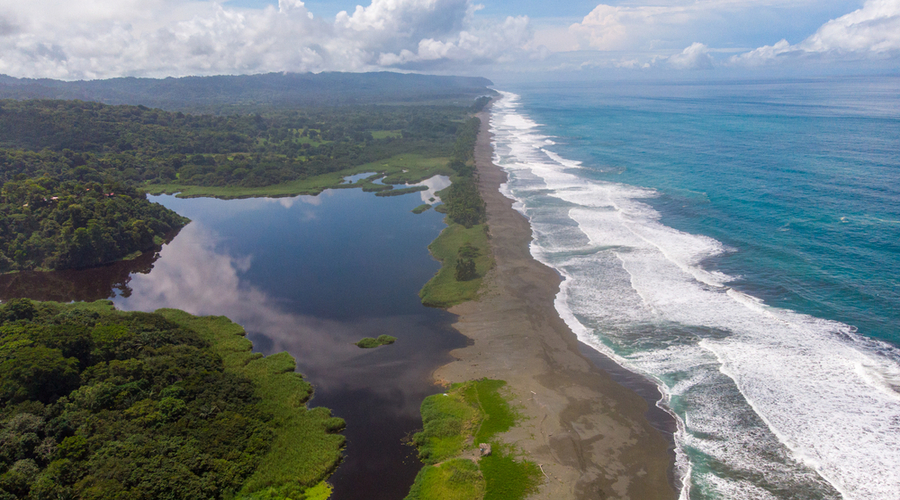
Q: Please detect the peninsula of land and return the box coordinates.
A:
[434,108,677,499]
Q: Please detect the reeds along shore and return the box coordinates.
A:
[432,106,677,500]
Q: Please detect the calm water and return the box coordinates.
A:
[492,77,900,500]
[0,187,465,500]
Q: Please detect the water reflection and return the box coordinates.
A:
[116,222,449,408]
[0,187,465,499]
[415,175,451,203]
[0,240,162,302]
[0,187,464,500]
[122,190,464,500]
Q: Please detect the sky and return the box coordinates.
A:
[0,0,898,81]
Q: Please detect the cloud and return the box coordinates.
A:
[0,0,535,79]
[566,1,781,53]
[554,0,885,71]
[668,42,715,69]
[377,15,533,69]
[733,0,900,65]
[569,4,676,52]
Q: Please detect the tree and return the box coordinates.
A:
[455,258,477,281]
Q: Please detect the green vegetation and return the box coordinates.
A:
[375,185,429,197]
[405,379,540,500]
[472,96,492,113]
[0,99,477,270]
[371,130,403,139]
[417,115,493,307]
[412,204,432,214]
[405,459,485,500]
[146,153,453,199]
[419,223,492,307]
[0,178,188,273]
[0,100,467,191]
[479,445,542,500]
[0,299,343,499]
[355,335,397,349]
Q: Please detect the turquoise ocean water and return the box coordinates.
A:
[491,77,900,500]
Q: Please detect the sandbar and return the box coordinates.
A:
[433,107,677,499]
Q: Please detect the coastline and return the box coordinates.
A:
[434,107,677,499]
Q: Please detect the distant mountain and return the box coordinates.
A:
[0,72,495,112]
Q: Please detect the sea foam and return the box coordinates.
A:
[490,91,900,500]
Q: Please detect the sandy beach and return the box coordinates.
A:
[434,108,677,499]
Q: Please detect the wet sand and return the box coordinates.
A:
[433,108,677,499]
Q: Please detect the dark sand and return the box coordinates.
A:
[434,108,677,499]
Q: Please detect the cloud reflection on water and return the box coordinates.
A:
[114,221,450,421]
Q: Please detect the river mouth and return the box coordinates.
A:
[0,188,467,500]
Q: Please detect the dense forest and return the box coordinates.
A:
[0,299,344,499]
[443,117,486,229]
[0,178,188,273]
[0,99,468,188]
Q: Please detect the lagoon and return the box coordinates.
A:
[0,187,466,500]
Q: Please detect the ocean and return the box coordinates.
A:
[490,77,900,500]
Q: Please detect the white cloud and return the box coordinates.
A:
[733,0,900,65]
[566,1,784,53]
[554,0,883,71]
[668,42,714,69]
[377,14,533,69]
[0,0,534,79]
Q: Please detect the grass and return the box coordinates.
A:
[371,130,403,139]
[419,222,493,307]
[143,154,451,199]
[404,459,485,500]
[355,335,397,348]
[375,185,429,197]
[412,204,432,214]
[414,386,479,464]
[406,379,541,500]
[155,309,345,498]
[462,379,516,443]
[480,445,542,500]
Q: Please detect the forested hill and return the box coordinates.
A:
[0,72,494,112]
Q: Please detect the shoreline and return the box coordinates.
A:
[433,107,677,499]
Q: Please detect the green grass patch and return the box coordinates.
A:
[419,222,493,307]
[371,130,403,139]
[407,380,539,500]
[480,445,542,500]
[355,335,397,348]
[156,309,345,496]
[412,204,432,214]
[411,379,513,464]
[461,379,516,443]
[405,459,485,500]
[143,154,450,199]
[413,386,479,464]
[375,185,430,197]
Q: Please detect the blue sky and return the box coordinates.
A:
[0,1,896,80]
